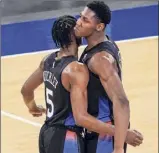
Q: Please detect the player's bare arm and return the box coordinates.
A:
[62,61,142,146]
[62,61,115,135]
[21,58,46,117]
[88,51,130,151]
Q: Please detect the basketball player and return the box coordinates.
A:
[74,1,144,153]
[21,15,143,153]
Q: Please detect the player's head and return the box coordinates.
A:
[52,15,81,49]
[74,1,111,38]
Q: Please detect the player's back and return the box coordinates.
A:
[43,51,77,126]
[79,36,122,123]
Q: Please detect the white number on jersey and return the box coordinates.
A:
[46,88,54,118]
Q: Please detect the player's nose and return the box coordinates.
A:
[76,17,82,27]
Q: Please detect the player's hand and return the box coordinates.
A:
[29,105,46,117]
[126,129,143,147]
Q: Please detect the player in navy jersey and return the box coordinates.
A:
[21,15,86,153]
[21,15,143,153]
[74,1,144,153]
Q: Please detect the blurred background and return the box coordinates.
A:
[1,0,158,56]
[2,1,156,20]
[1,1,158,153]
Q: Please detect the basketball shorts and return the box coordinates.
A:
[39,124,85,153]
[84,121,128,153]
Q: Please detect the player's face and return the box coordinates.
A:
[74,7,100,38]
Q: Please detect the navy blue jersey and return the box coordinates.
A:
[43,51,77,126]
[79,37,122,122]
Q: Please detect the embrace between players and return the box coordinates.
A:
[21,1,144,153]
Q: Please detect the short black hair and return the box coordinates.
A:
[52,15,77,48]
[87,1,111,26]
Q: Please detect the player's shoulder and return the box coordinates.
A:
[65,61,89,84]
[39,53,52,70]
[68,61,88,74]
[62,60,88,80]
[88,51,115,76]
[91,50,115,66]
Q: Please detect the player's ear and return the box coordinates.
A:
[70,32,76,42]
[96,23,105,32]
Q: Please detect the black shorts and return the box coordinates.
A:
[39,124,85,153]
[84,121,128,153]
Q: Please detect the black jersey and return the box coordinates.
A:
[43,51,77,126]
[79,37,122,122]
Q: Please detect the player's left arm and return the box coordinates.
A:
[89,51,130,151]
[21,58,45,116]
[68,63,115,135]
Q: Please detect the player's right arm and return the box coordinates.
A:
[87,51,141,151]
[21,57,46,116]
[67,62,115,135]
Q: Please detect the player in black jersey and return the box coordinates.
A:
[21,15,86,153]
[74,1,144,153]
[21,15,143,153]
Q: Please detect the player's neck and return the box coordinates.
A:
[86,32,108,50]
[58,46,78,58]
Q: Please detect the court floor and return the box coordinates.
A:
[1,37,158,153]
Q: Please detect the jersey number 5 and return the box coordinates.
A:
[46,88,54,118]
